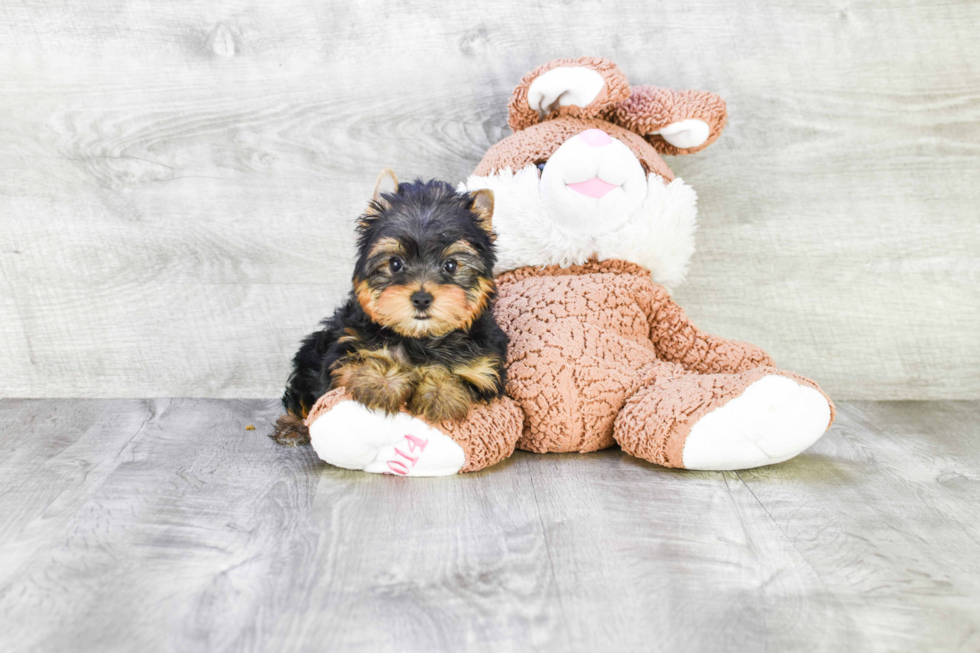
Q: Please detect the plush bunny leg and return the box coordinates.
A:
[613,368,834,470]
[305,389,524,476]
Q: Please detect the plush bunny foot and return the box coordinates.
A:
[306,391,464,476]
[305,389,524,476]
[614,368,834,470]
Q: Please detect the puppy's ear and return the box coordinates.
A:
[360,168,399,232]
[372,167,399,207]
[468,189,495,240]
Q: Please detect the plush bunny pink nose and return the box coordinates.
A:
[578,129,612,147]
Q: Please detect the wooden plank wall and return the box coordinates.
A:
[1,1,978,399]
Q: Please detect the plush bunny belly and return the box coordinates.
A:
[494,258,684,454]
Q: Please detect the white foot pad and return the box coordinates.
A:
[308,400,465,476]
[682,375,831,471]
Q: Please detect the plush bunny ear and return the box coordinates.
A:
[507,57,631,132]
[611,86,728,155]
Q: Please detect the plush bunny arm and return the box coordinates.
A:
[610,85,727,155]
[507,57,631,132]
[643,284,774,374]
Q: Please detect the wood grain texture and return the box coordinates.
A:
[0,1,978,399]
[1,398,979,652]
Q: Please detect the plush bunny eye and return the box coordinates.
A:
[388,257,404,273]
[536,162,547,174]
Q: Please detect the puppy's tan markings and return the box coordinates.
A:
[337,327,359,345]
[375,284,430,337]
[368,237,403,262]
[453,355,502,394]
[408,365,472,423]
[354,279,380,320]
[420,285,469,337]
[465,277,496,319]
[443,241,479,259]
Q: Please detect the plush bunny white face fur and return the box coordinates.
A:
[537,128,649,236]
[461,155,698,289]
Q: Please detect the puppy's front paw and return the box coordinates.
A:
[408,366,472,423]
[349,381,411,415]
[336,353,414,414]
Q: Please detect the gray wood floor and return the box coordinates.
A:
[1,399,978,652]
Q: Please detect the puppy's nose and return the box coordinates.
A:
[578,128,612,147]
[411,290,433,310]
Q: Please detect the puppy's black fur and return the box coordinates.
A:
[272,177,507,446]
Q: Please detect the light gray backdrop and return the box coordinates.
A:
[1,1,978,400]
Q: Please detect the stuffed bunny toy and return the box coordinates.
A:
[304,57,834,476]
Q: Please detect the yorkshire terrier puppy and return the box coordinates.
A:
[272,169,507,446]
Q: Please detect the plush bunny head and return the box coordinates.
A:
[462,57,727,288]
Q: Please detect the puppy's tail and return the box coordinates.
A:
[270,412,310,446]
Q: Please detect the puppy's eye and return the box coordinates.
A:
[388,257,404,273]
[443,259,458,275]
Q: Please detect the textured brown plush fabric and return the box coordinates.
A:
[491,258,813,455]
[609,85,728,156]
[507,57,631,132]
[304,388,525,474]
[473,116,677,180]
[439,397,524,472]
[614,367,835,468]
